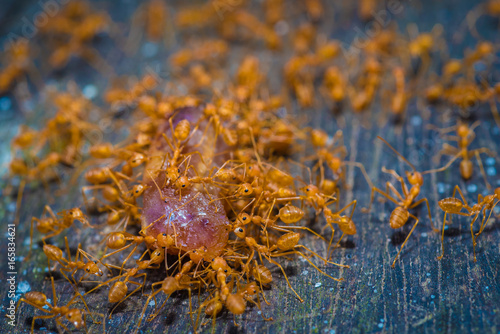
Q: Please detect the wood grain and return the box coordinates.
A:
[1,0,499,333]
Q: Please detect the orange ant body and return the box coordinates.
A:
[366,136,436,267]
[43,237,104,285]
[430,121,495,189]
[29,206,89,255]
[16,277,104,333]
[437,185,500,261]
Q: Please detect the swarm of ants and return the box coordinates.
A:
[3,0,500,333]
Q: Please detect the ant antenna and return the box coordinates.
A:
[377,136,417,172]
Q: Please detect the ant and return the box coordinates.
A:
[437,185,500,261]
[16,276,105,333]
[364,136,439,267]
[429,120,496,189]
[29,205,89,256]
[43,236,105,285]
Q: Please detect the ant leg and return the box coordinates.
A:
[470,213,480,262]
[473,150,491,190]
[55,316,72,333]
[452,185,470,209]
[61,271,99,323]
[363,187,399,213]
[392,214,419,268]
[409,197,437,232]
[344,161,374,189]
[265,256,304,302]
[437,212,448,260]
[335,199,357,216]
[489,97,500,130]
[136,284,164,328]
[478,200,500,235]
[296,245,349,269]
[423,152,461,175]
[245,297,273,321]
[386,182,404,202]
[273,225,325,241]
[333,231,345,252]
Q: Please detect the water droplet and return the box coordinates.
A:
[411,116,422,126]
[378,323,384,328]
[421,232,428,238]
[83,85,97,99]
[302,270,309,276]
[431,295,435,299]
[0,96,12,111]
[315,282,322,288]
[486,167,496,176]
[142,42,159,58]
[437,183,445,194]
[485,157,496,166]
[467,184,477,193]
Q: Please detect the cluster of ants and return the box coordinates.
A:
[3,0,500,333]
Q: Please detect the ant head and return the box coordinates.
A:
[406,171,423,186]
[301,184,319,197]
[238,213,251,224]
[84,262,103,276]
[457,124,469,138]
[157,233,174,248]
[175,176,190,189]
[246,282,259,295]
[211,257,228,271]
[237,183,254,196]
[132,184,147,197]
[311,129,328,147]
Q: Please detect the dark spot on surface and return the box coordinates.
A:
[228,324,245,334]
[201,218,210,225]
[108,301,127,315]
[391,230,409,245]
[338,239,355,249]
[444,227,461,237]
[26,317,52,331]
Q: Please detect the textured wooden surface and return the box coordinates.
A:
[1,0,500,333]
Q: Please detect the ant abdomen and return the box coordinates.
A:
[459,160,473,179]
[438,197,464,213]
[390,207,409,229]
